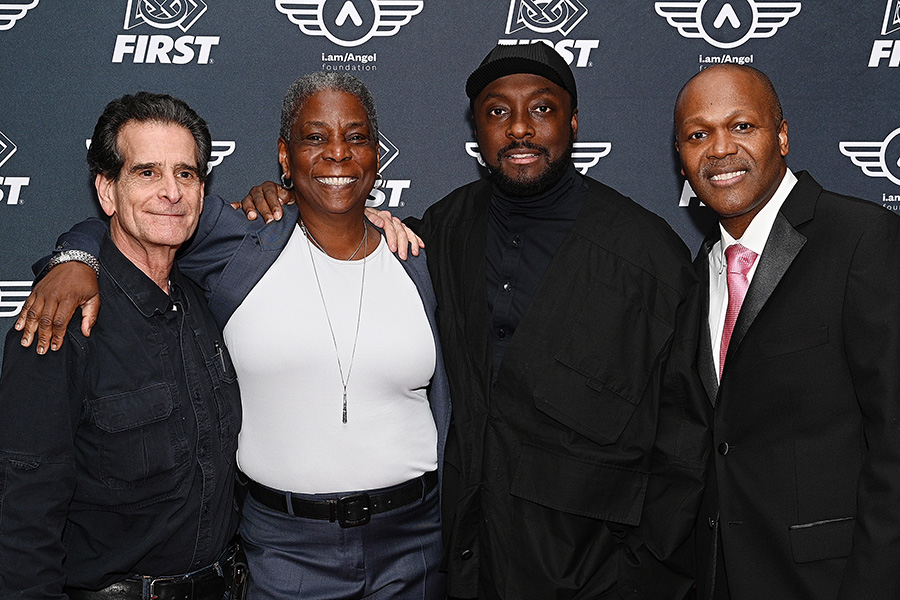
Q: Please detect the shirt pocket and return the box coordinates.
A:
[87,383,188,490]
[196,335,241,455]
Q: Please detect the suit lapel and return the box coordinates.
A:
[723,210,807,370]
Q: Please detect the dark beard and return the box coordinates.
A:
[489,140,573,197]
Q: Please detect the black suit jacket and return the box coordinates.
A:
[694,171,900,599]
[410,174,710,599]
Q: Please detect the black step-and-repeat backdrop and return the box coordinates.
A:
[1,1,898,361]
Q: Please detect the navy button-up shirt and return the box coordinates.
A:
[0,234,241,598]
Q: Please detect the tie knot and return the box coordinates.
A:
[724,243,757,275]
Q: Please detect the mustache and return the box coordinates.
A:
[496,141,550,163]
[700,159,751,178]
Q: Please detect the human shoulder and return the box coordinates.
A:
[578,176,692,264]
[421,179,492,226]
[789,171,900,235]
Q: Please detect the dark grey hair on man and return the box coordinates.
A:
[87,91,211,181]
[280,72,378,142]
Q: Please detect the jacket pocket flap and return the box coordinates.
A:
[788,516,854,563]
[533,368,638,446]
[762,326,829,358]
[90,383,173,433]
[510,443,647,525]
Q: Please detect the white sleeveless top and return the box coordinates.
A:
[224,225,437,493]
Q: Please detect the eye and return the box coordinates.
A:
[177,170,196,180]
[304,133,325,143]
[734,122,753,132]
[488,107,507,117]
[533,105,551,114]
[139,169,155,177]
[348,133,369,143]
[688,131,708,141]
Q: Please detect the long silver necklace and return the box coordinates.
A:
[300,218,367,424]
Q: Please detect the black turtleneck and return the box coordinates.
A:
[486,162,588,383]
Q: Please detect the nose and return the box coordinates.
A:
[507,109,534,140]
[707,130,737,159]
[159,172,184,203]
[323,137,352,162]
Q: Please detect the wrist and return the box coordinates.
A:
[38,250,100,281]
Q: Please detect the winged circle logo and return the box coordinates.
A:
[840,128,900,208]
[465,141,611,176]
[276,0,423,48]
[654,0,801,50]
[0,281,32,318]
[0,0,38,31]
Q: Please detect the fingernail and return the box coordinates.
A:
[51,343,58,351]
[37,345,45,354]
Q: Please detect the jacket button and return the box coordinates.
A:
[718,442,729,455]
[708,517,716,529]
[460,549,473,560]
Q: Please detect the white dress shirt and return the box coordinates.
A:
[708,169,798,379]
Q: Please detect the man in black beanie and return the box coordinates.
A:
[403,43,709,599]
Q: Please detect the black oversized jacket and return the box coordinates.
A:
[408,174,710,599]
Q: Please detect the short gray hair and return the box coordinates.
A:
[280,72,378,142]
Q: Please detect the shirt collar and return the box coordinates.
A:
[711,168,797,271]
[100,233,183,318]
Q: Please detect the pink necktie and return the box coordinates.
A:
[720,243,758,377]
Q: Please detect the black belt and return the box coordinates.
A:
[247,470,438,528]
[65,542,246,600]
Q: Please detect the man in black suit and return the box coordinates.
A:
[676,64,900,599]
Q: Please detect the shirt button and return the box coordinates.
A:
[511,236,521,246]
[718,442,730,456]
[497,328,506,339]
[460,549,473,560]
[502,282,511,292]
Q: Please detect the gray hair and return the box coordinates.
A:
[280,72,378,142]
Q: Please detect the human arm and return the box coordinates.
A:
[613,270,710,599]
[0,329,79,599]
[835,214,900,598]
[15,219,106,353]
[235,181,423,258]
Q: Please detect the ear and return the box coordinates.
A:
[777,119,789,157]
[570,109,578,140]
[277,137,290,180]
[95,173,116,217]
[674,140,684,176]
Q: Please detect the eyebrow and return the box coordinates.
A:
[129,162,200,174]
[301,120,369,130]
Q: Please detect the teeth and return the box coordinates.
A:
[508,153,537,159]
[316,176,356,185]
[710,170,746,181]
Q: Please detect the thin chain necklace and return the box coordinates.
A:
[300,217,367,424]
